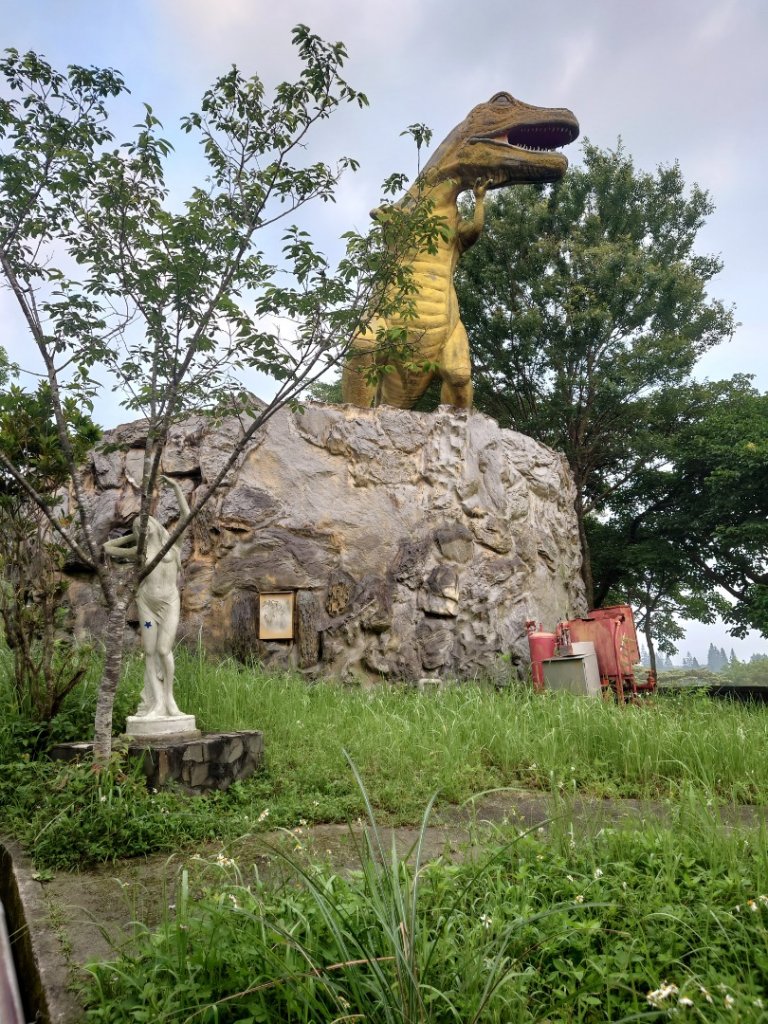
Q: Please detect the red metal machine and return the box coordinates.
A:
[525,622,557,693]
[527,605,656,700]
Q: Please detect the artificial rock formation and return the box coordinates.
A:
[67,404,587,684]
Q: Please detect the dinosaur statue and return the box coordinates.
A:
[341,92,579,409]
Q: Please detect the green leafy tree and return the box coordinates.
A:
[455,140,736,611]
[592,377,768,654]
[0,370,99,724]
[0,34,441,759]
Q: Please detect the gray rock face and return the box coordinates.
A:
[70,404,586,683]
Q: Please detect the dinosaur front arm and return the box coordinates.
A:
[457,178,492,253]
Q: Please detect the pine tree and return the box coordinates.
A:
[707,643,719,671]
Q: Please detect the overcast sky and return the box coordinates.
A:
[2,0,766,660]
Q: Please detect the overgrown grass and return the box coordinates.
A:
[83,781,768,1023]
[4,646,768,868]
[6,647,768,1017]
[172,647,768,806]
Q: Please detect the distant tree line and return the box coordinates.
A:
[638,642,768,672]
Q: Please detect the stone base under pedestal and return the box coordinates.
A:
[49,731,264,794]
[125,713,200,741]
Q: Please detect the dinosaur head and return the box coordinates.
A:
[423,91,579,190]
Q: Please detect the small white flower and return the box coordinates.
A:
[748,899,759,912]
[622,881,628,890]
[479,913,493,929]
[566,874,575,883]
[537,826,545,835]
[257,808,270,823]
[699,986,713,1004]
[574,894,584,903]
[754,997,765,1009]
[228,893,239,909]
[215,853,235,867]
[679,996,694,1008]
[99,795,107,803]
[298,818,308,827]
[724,994,735,1010]
[593,868,603,879]
[759,894,768,907]
[647,983,679,1008]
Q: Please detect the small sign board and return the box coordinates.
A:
[259,592,295,640]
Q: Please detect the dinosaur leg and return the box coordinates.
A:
[438,319,473,408]
[380,364,434,409]
[341,327,379,407]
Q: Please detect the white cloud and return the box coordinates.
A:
[552,30,598,97]
[691,0,740,49]
[155,0,425,84]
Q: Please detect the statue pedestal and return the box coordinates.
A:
[49,730,263,793]
[124,714,200,741]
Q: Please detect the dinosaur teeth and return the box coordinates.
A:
[515,143,557,152]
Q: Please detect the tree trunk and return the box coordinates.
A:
[92,596,130,762]
[644,614,657,675]
[574,489,594,609]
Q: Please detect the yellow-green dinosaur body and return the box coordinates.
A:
[342,92,579,409]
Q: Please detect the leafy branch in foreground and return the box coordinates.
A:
[0,29,443,758]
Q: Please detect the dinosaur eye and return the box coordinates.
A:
[491,92,513,105]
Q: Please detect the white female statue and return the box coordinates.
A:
[104,476,197,736]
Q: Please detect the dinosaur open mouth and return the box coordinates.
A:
[474,120,579,153]
[503,121,579,152]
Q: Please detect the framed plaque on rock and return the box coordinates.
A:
[259,592,295,640]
